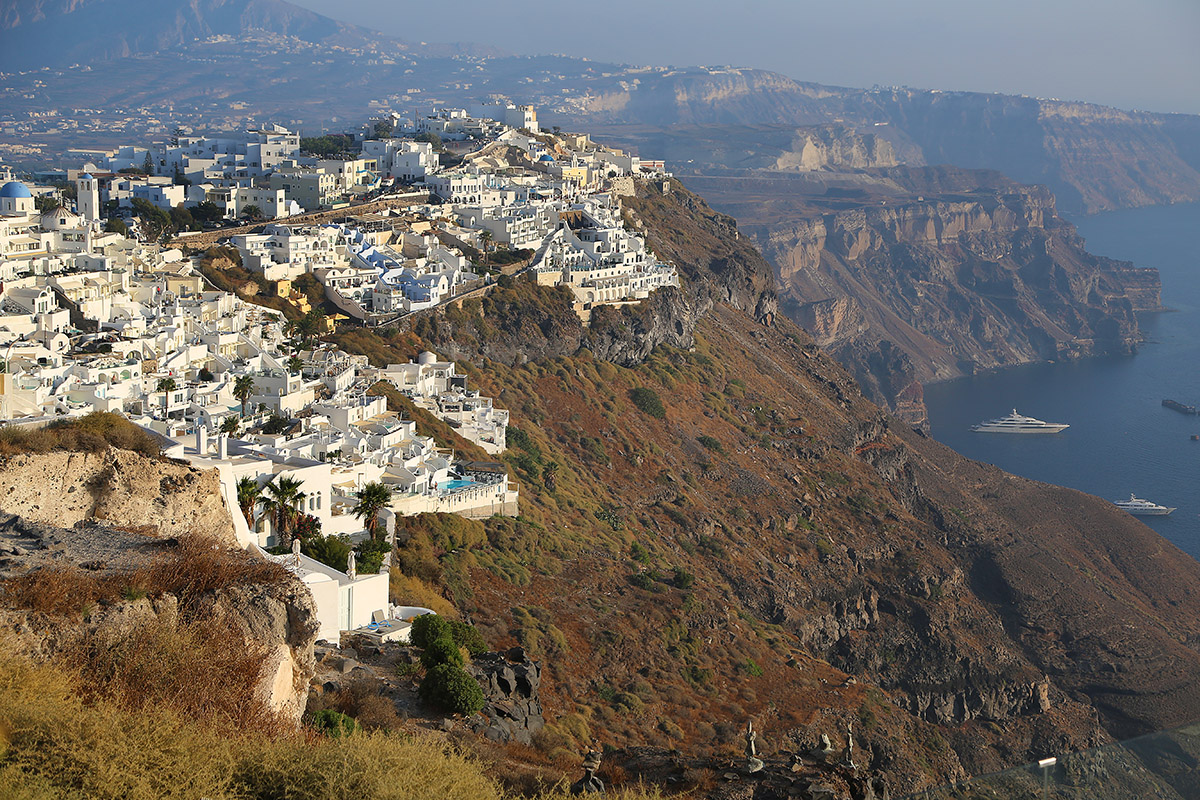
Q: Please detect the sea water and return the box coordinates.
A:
[924,202,1200,561]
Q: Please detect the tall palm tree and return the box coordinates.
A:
[542,461,559,492]
[235,476,260,530]
[155,377,176,418]
[295,311,322,345]
[352,481,393,540]
[233,375,256,417]
[286,355,303,375]
[261,475,307,546]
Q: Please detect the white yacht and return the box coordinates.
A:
[1114,495,1176,516]
[970,409,1069,434]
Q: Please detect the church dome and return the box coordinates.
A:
[0,181,32,199]
[40,206,80,230]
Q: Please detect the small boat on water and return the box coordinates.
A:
[1114,494,1176,516]
[1163,398,1199,415]
[970,409,1069,434]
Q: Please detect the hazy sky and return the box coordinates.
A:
[289,0,1200,114]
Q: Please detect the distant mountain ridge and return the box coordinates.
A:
[0,0,495,71]
[5,0,1200,215]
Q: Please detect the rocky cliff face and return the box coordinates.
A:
[0,511,319,721]
[686,167,1160,423]
[0,448,318,723]
[775,126,899,172]
[0,449,238,544]
[574,71,1200,215]
[362,181,1200,795]
[387,179,777,371]
[467,648,545,745]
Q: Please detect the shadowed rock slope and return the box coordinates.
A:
[354,182,1200,795]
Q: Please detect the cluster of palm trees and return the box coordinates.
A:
[284,310,326,346]
[237,475,308,547]
[235,476,395,549]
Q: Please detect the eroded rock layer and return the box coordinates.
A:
[684,167,1160,423]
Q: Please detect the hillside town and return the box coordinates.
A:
[0,102,676,636]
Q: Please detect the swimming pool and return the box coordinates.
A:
[442,479,476,492]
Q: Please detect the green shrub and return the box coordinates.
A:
[447,620,487,657]
[506,426,540,458]
[356,538,390,575]
[410,614,450,649]
[419,664,485,715]
[697,435,723,453]
[671,567,695,589]
[421,635,464,669]
[629,541,651,564]
[629,387,666,419]
[302,534,352,573]
[743,658,764,677]
[595,506,623,531]
[627,573,665,593]
[311,708,361,738]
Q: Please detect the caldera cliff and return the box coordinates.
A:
[685,167,1160,424]
[323,180,1200,797]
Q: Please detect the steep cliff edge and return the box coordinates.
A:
[0,442,319,723]
[0,448,237,544]
[685,167,1160,423]
[329,181,1200,795]
[576,71,1200,214]
[372,178,777,371]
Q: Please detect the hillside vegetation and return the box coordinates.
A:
[0,652,667,800]
[346,183,1200,795]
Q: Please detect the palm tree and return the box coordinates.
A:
[283,319,301,342]
[542,461,559,492]
[286,355,303,375]
[155,377,176,418]
[352,481,393,540]
[260,475,307,547]
[295,311,322,345]
[220,415,240,436]
[235,476,260,530]
[233,375,256,417]
[478,229,494,254]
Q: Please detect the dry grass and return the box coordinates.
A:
[67,616,278,729]
[0,652,673,800]
[390,570,458,617]
[0,538,296,734]
[139,537,291,614]
[1,564,118,617]
[1,537,290,621]
[0,412,162,458]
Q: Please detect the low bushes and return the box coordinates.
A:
[629,387,666,419]
[412,614,488,716]
[0,653,509,800]
[0,412,162,458]
[419,663,486,716]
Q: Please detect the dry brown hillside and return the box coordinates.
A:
[354,182,1200,796]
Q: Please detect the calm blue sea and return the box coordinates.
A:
[924,202,1200,561]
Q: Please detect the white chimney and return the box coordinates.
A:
[196,424,208,454]
[217,433,228,459]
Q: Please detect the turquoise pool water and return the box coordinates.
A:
[442,479,476,491]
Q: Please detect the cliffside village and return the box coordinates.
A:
[0,103,675,639]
